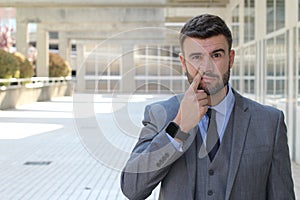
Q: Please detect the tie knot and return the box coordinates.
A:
[206,108,215,119]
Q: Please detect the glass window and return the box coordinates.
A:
[267,0,275,33]
[299,0,300,21]
[243,44,256,94]
[266,33,286,98]
[244,0,255,42]
[232,5,240,47]
[266,38,275,76]
[276,0,285,30]
[267,0,285,33]
[298,28,300,97]
[134,44,184,93]
[231,49,241,92]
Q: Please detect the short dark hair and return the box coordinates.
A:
[179,14,233,53]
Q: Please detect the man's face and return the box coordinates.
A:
[180,35,235,95]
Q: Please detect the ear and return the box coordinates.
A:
[179,53,187,73]
[229,49,235,69]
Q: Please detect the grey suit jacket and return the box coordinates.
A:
[121,90,295,200]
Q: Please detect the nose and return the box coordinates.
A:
[198,56,214,72]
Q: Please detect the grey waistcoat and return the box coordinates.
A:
[195,113,234,200]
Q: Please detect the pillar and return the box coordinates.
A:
[121,43,135,93]
[15,22,28,57]
[59,32,71,63]
[75,42,86,92]
[285,0,298,162]
[255,0,266,104]
[36,24,49,77]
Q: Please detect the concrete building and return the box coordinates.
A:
[0,0,299,165]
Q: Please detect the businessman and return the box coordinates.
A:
[121,14,295,200]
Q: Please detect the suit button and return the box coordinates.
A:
[207,190,213,196]
[208,169,214,175]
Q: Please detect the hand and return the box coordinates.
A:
[174,71,208,133]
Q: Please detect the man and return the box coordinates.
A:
[121,14,295,200]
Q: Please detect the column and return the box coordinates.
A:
[75,42,86,92]
[15,22,28,57]
[59,32,71,63]
[121,43,135,93]
[285,0,298,162]
[255,0,266,103]
[239,0,245,94]
[36,24,49,77]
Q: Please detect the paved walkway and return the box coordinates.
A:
[0,94,299,199]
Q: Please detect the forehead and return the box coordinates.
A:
[183,35,229,54]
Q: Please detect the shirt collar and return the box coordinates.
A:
[210,84,235,116]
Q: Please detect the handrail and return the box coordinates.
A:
[0,76,72,90]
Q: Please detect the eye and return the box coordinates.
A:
[191,55,201,60]
[212,52,222,58]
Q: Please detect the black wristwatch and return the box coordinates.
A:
[165,122,189,141]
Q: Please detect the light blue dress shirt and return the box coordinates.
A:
[166,84,235,150]
[199,84,235,145]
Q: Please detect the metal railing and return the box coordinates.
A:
[0,76,72,90]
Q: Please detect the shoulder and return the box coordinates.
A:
[145,94,183,113]
[233,90,283,119]
[143,94,183,128]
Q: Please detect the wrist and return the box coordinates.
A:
[166,121,190,141]
[172,119,190,133]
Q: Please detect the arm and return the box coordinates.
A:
[267,111,295,199]
[121,72,208,200]
[120,104,185,200]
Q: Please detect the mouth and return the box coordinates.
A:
[201,74,218,82]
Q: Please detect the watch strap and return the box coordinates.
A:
[174,130,189,141]
[166,121,189,141]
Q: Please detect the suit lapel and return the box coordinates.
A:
[225,92,251,200]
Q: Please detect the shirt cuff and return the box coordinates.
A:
[166,133,183,152]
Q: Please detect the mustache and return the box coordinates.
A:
[202,72,219,79]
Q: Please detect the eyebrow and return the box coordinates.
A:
[188,48,226,58]
[211,48,226,55]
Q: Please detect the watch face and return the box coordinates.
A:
[166,122,179,138]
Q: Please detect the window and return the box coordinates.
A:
[244,0,255,42]
[299,0,300,21]
[230,49,241,91]
[85,44,121,92]
[232,5,240,47]
[267,0,285,33]
[243,44,256,94]
[266,34,286,98]
[134,44,185,93]
[298,28,300,98]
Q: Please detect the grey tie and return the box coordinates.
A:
[206,108,220,161]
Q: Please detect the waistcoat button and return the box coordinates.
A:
[207,190,213,196]
[208,169,214,175]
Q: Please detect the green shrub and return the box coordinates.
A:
[0,49,19,79]
[49,52,71,77]
[14,52,34,78]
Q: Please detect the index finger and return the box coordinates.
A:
[191,70,204,91]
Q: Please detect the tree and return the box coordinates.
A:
[0,26,14,52]
[49,52,71,77]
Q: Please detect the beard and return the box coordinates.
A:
[186,65,230,95]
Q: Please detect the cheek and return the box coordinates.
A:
[186,62,199,72]
[186,65,199,76]
[215,60,230,73]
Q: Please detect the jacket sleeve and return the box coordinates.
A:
[267,111,295,199]
[120,102,192,200]
[121,105,180,200]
